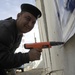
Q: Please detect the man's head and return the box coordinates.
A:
[16,3,42,34]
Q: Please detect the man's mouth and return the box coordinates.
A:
[24,25,31,31]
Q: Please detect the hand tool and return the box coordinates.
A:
[24,41,64,50]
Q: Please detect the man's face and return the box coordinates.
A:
[16,12,36,33]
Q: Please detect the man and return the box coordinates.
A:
[0,3,42,75]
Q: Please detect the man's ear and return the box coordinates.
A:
[17,13,21,18]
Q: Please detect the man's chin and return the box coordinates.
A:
[23,30,31,33]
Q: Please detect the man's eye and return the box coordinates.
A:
[25,17,31,21]
[32,21,36,25]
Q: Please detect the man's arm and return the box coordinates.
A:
[0,20,30,69]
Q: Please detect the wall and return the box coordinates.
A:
[36,0,75,75]
[36,0,65,75]
[64,34,75,75]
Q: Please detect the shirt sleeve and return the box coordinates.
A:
[0,44,29,69]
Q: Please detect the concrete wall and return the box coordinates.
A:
[36,0,75,75]
[35,0,53,74]
[64,34,75,75]
[36,0,65,75]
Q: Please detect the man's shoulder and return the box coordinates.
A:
[0,18,17,45]
[0,17,17,35]
[0,17,13,22]
[0,17,16,28]
[0,17,15,24]
[4,17,12,20]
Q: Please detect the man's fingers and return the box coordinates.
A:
[29,49,41,61]
[36,51,41,59]
[35,48,42,52]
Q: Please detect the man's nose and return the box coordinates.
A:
[28,21,33,27]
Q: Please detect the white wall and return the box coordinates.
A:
[36,0,64,75]
[64,34,75,75]
[36,0,75,75]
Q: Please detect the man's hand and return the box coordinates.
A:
[28,48,42,61]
